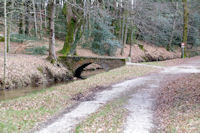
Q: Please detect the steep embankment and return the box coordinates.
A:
[76,42,181,62]
[0,54,72,89]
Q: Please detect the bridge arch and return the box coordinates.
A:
[74,62,92,78]
[59,56,126,79]
[74,62,106,79]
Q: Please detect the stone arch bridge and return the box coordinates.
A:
[59,56,126,78]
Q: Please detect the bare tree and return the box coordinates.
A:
[48,0,57,62]
[182,0,189,56]
[32,0,38,37]
[3,0,7,89]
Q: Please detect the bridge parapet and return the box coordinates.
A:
[59,56,126,78]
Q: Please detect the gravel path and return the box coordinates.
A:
[35,57,200,133]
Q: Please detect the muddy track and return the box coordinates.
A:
[33,57,200,133]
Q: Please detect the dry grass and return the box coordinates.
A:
[0,54,71,89]
[0,65,157,133]
[155,74,200,133]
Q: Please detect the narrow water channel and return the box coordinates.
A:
[0,69,105,101]
[0,86,46,101]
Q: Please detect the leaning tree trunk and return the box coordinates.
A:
[182,0,189,57]
[48,0,57,62]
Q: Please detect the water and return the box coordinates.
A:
[0,69,105,101]
[0,86,46,101]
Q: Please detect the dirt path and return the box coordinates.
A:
[35,58,200,133]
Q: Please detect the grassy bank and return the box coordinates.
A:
[0,65,157,133]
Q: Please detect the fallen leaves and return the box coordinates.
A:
[0,64,157,132]
[155,73,200,133]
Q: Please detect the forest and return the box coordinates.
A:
[0,1,200,133]
[0,0,200,58]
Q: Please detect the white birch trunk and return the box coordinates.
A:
[4,0,7,89]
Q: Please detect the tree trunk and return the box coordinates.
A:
[120,14,125,55]
[7,0,14,53]
[18,13,23,34]
[129,29,134,57]
[32,0,38,37]
[60,3,77,55]
[25,0,30,36]
[167,2,178,51]
[122,22,128,55]
[182,0,189,48]
[48,0,57,62]
[4,0,7,89]
[39,2,43,39]
[7,23,10,53]
[44,5,47,29]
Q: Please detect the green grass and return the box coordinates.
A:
[141,61,166,66]
[0,65,157,133]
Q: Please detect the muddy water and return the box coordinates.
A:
[0,69,105,101]
[0,86,46,101]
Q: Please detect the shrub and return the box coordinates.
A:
[11,34,39,43]
[25,46,48,55]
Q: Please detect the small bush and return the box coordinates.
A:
[138,44,145,51]
[188,50,200,57]
[25,46,48,55]
[0,36,4,42]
